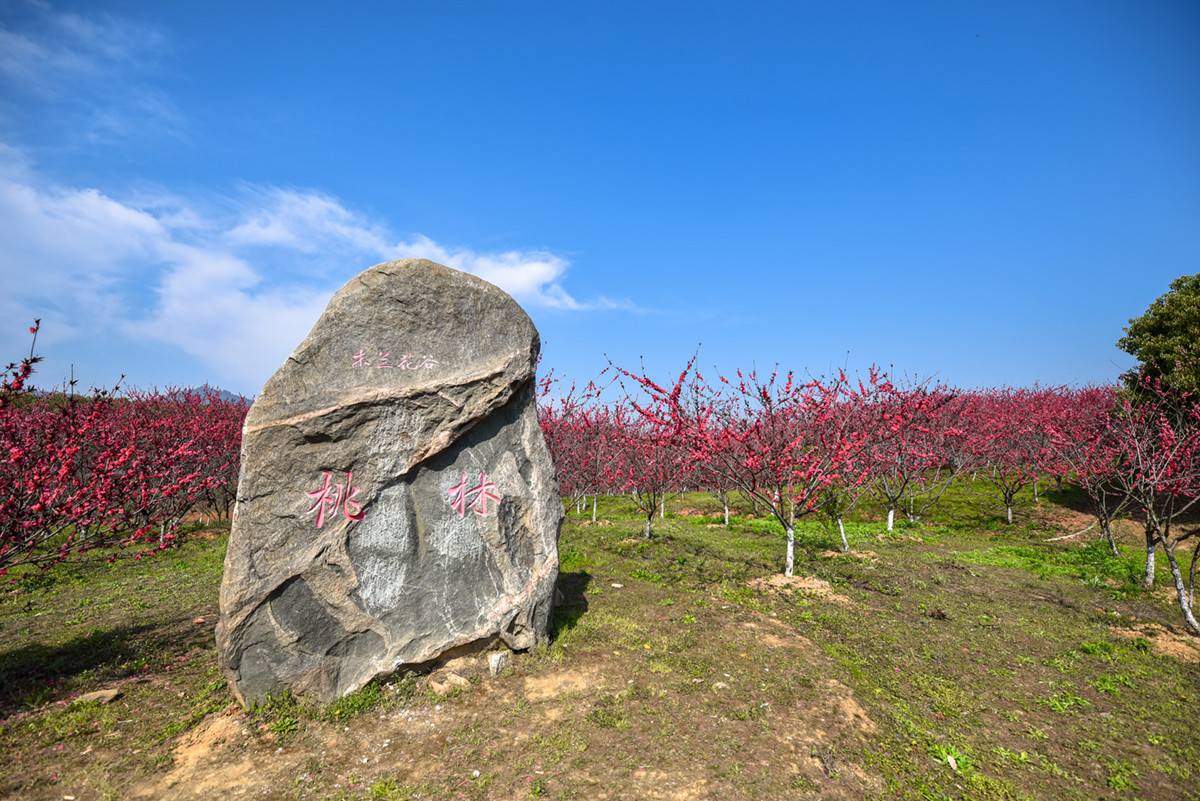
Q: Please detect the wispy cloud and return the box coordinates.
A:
[226,187,395,256]
[0,153,632,389]
[221,185,637,311]
[394,235,638,312]
[128,241,332,387]
[395,236,577,310]
[0,146,161,339]
[0,2,179,143]
[0,4,636,391]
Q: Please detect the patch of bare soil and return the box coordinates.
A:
[739,618,815,652]
[736,617,878,740]
[1111,622,1200,663]
[624,768,711,800]
[171,709,242,773]
[181,526,228,541]
[819,678,879,735]
[135,631,885,801]
[732,605,882,794]
[874,531,924,543]
[131,708,259,799]
[769,677,884,796]
[1031,502,1095,532]
[135,689,464,799]
[668,505,726,519]
[1151,585,1191,607]
[523,666,604,701]
[1032,504,1141,543]
[748,573,853,604]
[819,549,879,562]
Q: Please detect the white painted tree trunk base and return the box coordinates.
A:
[1164,546,1200,635]
[1144,534,1157,589]
[785,526,795,577]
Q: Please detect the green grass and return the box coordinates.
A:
[0,487,1197,800]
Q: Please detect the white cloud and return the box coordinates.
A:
[222,186,635,311]
[0,5,635,393]
[394,234,635,311]
[0,5,168,85]
[226,187,395,256]
[393,235,578,309]
[0,3,179,144]
[0,149,162,339]
[129,242,331,387]
[0,25,47,84]
[0,154,629,392]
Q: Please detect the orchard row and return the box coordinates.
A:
[540,362,1200,633]
[0,386,248,573]
[3,328,1197,632]
[2,329,248,573]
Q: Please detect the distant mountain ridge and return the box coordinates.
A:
[186,384,253,403]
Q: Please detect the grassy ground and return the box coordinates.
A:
[0,486,1197,800]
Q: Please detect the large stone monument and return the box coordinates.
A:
[216,259,561,705]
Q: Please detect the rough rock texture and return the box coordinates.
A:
[216,259,561,705]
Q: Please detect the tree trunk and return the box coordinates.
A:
[592,495,597,524]
[1033,478,1039,501]
[886,508,895,531]
[660,494,665,519]
[723,497,729,528]
[1102,515,1117,557]
[785,525,795,577]
[1143,524,1157,589]
[1006,504,1014,525]
[1163,544,1200,635]
[838,518,849,553]
[644,514,652,539]
[1189,538,1200,611]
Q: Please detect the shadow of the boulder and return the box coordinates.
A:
[0,617,211,715]
[551,570,592,640]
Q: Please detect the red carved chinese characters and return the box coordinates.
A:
[446,472,501,517]
[350,348,437,369]
[397,354,438,370]
[304,470,366,528]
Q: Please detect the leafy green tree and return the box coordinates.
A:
[1118,273,1200,395]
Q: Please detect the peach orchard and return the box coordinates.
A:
[2,323,1198,634]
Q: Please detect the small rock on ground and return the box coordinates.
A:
[488,651,511,676]
[73,689,121,705]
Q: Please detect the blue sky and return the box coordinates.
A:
[1,0,1197,398]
